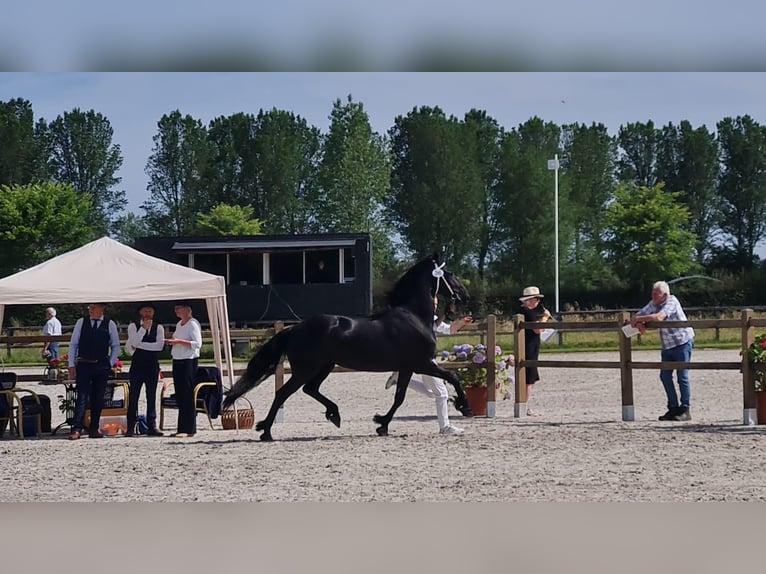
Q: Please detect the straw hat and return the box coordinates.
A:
[519,286,544,302]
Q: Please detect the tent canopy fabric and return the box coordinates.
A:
[0,236,235,389]
[0,236,224,304]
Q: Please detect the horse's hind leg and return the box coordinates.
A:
[373,371,412,436]
[257,376,304,441]
[420,362,474,417]
[301,364,340,428]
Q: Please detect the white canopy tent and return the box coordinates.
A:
[0,236,236,390]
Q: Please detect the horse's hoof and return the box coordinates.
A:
[376,426,388,436]
[455,399,474,418]
[373,413,386,425]
[260,431,274,442]
[255,420,266,431]
[326,410,341,428]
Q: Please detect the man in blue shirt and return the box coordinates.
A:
[67,303,121,440]
[631,281,695,421]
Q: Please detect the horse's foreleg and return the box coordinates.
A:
[421,363,474,418]
[373,371,412,436]
[302,365,340,428]
[257,376,304,441]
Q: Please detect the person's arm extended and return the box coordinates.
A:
[449,316,473,334]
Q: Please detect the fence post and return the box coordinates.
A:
[486,314,496,418]
[274,321,286,423]
[741,309,756,425]
[618,311,635,421]
[513,313,527,418]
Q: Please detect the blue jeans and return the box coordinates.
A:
[49,342,59,359]
[660,339,694,409]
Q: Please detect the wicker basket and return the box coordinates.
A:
[221,396,255,430]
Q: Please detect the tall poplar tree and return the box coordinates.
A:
[387,106,483,268]
[142,110,211,235]
[716,115,766,269]
[45,108,125,233]
[655,120,720,264]
[314,96,393,270]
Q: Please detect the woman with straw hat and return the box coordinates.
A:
[518,286,552,416]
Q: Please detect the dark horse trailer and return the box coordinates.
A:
[134,233,372,325]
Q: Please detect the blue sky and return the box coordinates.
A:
[3,72,766,214]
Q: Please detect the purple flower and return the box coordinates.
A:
[495,345,502,356]
[476,344,486,351]
[441,350,450,359]
[472,353,486,364]
[498,360,506,370]
[457,351,468,360]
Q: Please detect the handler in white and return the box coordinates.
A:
[386,296,473,435]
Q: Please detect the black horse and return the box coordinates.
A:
[222,254,474,441]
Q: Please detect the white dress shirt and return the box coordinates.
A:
[125,322,165,355]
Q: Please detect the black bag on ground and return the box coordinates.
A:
[21,394,52,435]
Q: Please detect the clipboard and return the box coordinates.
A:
[621,324,641,338]
[540,328,557,343]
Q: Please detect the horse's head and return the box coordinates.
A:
[439,267,469,304]
[387,254,469,319]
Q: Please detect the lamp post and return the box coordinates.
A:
[547,154,560,314]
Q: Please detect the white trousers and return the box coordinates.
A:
[403,361,451,430]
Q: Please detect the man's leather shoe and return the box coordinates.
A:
[68,430,81,440]
[124,430,134,437]
[88,430,104,439]
[147,429,164,437]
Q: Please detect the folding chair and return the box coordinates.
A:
[0,372,44,438]
[159,366,222,431]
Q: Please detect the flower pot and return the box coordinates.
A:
[757,391,766,425]
[464,386,487,417]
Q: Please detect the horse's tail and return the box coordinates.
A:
[223,328,292,410]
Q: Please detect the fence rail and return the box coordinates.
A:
[4,311,766,426]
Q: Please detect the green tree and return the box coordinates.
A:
[618,121,659,186]
[604,182,697,291]
[492,117,561,289]
[463,108,502,281]
[314,96,393,272]
[111,212,151,246]
[387,106,483,268]
[45,108,126,234]
[0,182,95,276]
[560,122,618,289]
[655,120,720,265]
[205,112,259,209]
[193,203,263,235]
[252,108,320,234]
[715,115,766,269]
[142,110,212,235]
[0,98,38,186]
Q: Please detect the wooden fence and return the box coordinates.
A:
[4,312,765,425]
[513,309,765,425]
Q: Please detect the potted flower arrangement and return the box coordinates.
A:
[746,333,766,423]
[112,359,124,379]
[48,354,70,381]
[439,343,515,416]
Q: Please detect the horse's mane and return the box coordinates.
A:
[385,256,435,309]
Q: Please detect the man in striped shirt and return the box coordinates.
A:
[631,281,695,422]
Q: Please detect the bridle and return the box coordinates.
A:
[432,261,460,302]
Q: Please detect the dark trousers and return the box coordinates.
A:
[127,364,160,430]
[72,362,110,432]
[172,358,198,434]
